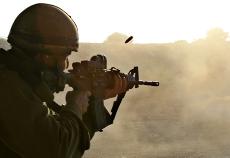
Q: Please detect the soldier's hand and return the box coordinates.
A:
[66,90,91,115]
[104,73,128,99]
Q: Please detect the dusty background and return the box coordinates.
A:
[78,29,230,158]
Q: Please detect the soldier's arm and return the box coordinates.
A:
[0,69,90,158]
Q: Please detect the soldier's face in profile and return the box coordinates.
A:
[34,49,72,92]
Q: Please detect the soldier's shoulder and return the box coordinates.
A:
[0,48,22,83]
[0,65,24,88]
[0,64,42,104]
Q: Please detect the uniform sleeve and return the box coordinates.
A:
[0,69,90,158]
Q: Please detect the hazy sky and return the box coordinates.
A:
[0,0,230,43]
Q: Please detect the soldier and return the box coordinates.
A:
[0,3,93,158]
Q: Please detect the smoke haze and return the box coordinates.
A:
[78,28,230,158]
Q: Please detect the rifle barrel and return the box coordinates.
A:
[138,80,159,86]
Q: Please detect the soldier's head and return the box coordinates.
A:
[7,3,79,72]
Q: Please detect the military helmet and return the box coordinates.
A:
[7,3,79,55]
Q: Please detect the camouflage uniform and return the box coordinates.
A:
[0,2,93,157]
[0,47,91,158]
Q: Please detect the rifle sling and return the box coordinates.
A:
[110,92,127,123]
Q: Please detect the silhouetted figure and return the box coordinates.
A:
[0,3,93,158]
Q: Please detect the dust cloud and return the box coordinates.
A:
[79,28,230,158]
[0,38,11,50]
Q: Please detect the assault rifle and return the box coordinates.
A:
[64,36,159,132]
